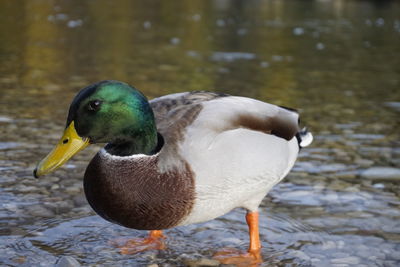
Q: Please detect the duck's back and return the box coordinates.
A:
[150,92,303,225]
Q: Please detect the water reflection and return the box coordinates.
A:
[0,0,399,266]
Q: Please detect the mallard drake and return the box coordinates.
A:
[34,80,312,265]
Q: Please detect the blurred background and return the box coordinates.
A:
[0,0,399,266]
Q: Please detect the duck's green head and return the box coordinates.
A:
[34,80,158,178]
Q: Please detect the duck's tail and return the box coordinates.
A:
[296,127,313,148]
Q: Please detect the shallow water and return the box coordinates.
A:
[1,0,400,266]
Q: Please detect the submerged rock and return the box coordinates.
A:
[330,256,360,265]
[26,204,55,218]
[183,258,220,267]
[360,167,400,180]
[55,256,81,267]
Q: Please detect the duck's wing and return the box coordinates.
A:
[150,91,301,140]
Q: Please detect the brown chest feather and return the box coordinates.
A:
[83,153,195,230]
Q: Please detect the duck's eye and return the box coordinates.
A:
[88,100,102,111]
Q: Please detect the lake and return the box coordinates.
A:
[0,0,399,266]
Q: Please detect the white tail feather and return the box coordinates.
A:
[300,130,313,147]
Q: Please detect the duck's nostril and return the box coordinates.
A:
[63,138,69,144]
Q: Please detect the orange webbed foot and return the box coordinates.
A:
[111,230,166,255]
[213,248,262,267]
[214,211,263,266]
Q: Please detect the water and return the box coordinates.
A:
[1,0,399,266]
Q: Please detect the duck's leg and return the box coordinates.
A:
[247,211,262,257]
[213,211,262,266]
[113,230,166,255]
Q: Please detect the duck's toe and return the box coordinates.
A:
[213,248,262,267]
[110,230,166,255]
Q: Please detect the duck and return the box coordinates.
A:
[34,80,312,265]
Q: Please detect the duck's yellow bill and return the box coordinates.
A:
[34,121,90,178]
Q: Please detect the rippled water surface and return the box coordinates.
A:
[1,0,400,266]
